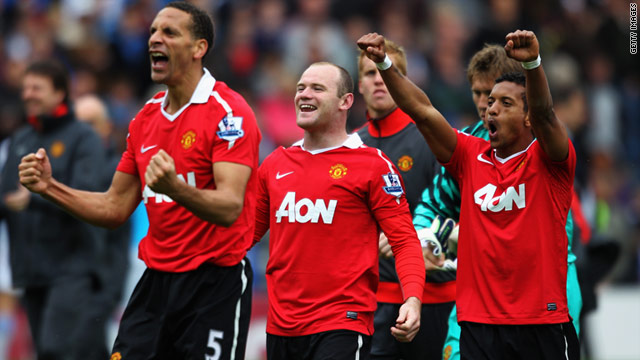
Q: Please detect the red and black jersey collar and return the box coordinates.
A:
[366,107,414,138]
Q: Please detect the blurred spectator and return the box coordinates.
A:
[1,59,108,360]
[74,94,131,359]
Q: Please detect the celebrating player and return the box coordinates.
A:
[254,62,430,360]
[17,2,261,359]
[412,44,583,360]
[358,30,580,358]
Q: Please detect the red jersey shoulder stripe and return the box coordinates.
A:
[375,148,398,174]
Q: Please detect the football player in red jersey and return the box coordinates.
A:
[254,62,433,360]
[17,2,261,359]
[358,30,580,359]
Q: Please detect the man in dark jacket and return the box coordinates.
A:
[0,60,108,359]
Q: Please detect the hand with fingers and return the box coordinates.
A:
[356,33,387,63]
[391,296,421,342]
[504,30,540,63]
[378,232,393,259]
[144,149,180,196]
[18,148,52,194]
[4,185,31,211]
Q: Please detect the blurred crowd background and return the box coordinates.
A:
[0,0,638,359]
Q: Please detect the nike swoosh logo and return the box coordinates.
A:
[276,171,294,180]
[141,144,158,154]
[477,154,494,166]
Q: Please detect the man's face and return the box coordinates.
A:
[486,81,529,153]
[470,75,495,124]
[21,73,64,118]
[294,64,345,131]
[148,7,200,85]
[358,56,397,118]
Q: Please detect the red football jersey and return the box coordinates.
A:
[255,134,425,336]
[117,69,261,272]
[444,131,576,325]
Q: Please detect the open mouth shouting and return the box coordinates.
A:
[150,51,169,72]
[487,117,498,139]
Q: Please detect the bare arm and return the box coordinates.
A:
[504,30,569,161]
[145,150,251,227]
[253,164,270,247]
[357,33,457,163]
[19,148,141,228]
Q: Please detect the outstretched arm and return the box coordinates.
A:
[504,30,569,161]
[19,148,141,228]
[357,33,457,163]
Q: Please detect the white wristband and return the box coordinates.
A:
[521,55,541,70]
[376,54,393,71]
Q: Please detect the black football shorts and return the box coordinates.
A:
[110,258,253,360]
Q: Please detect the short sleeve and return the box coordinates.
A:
[116,117,138,176]
[442,130,472,184]
[211,94,261,168]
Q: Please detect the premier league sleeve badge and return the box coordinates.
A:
[382,172,404,197]
[216,116,245,149]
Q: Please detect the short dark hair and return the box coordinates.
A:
[25,60,70,103]
[165,1,215,57]
[334,64,354,98]
[495,71,527,112]
[311,62,354,98]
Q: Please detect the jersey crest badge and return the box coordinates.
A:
[516,158,528,172]
[181,130,196,150]
[329,163,348,179]
[110,352,122,360]
[382,173,404,197]
[443,345,453,360]
[397,155,414,172]
[50,141,65,158]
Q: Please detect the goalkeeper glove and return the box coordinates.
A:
[416,215,456,257]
